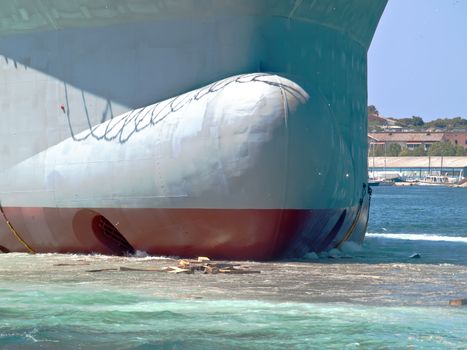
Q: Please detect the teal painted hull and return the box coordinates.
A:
[0,1,387,258]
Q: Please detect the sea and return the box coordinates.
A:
[1,186,466,349]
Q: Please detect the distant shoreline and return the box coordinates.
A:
[368,156,467,168]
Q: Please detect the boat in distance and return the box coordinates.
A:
[0,0,387,260]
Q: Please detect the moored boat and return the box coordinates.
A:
[418,175,458,186]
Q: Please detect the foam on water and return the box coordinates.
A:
[1,284,466,349]
[367,233,467,243]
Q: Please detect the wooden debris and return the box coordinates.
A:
[176,260,261,274]
[84,259,260,275]
[86,268,118,273]
[197,256,210,262]
[54,262,90,266]
[166,266,194,274]
[204,265,219,274]
[118,266,164,272]
[178,259,191,269]
[449,298,467,306]
[218,268,261,274]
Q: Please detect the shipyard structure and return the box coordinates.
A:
[0,1,387,259]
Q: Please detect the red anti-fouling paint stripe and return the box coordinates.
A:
[0,207,352,260]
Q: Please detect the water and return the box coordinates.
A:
[1,186,466,349]
[366,186,467,265]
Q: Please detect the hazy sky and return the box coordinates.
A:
[368,0,467,121]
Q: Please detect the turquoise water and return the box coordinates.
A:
[369,186,467,237]
[1,290,466,349]
[1,186,467,349]
[366,186,467,265]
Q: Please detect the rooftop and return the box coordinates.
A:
[369,132,445,143]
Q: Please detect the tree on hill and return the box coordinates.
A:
[366,110,467,132]
[427,119,448,129]
[395,116,424,128]
[424,117,467,130]
[368,120,384,131]
[427,141,465,156]
[368,105,379,116]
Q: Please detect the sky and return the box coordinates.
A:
[368,0,467,121]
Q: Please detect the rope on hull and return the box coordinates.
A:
[0,202,36,254]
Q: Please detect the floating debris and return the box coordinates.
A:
[197,256,211,262]
[86,268,119,273]
[53,262,90,266]
[174,259,260,274]
[449,298,467,306]
[118,266,165,272]
[84,257,260,275]
[178,259,191,269]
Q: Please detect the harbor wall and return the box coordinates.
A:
[369,156,467,179]
[368,157,467,169]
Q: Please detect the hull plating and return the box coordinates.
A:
[0,1,386,258]
[0,204,369,260]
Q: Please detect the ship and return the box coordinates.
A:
[0,0,387,260]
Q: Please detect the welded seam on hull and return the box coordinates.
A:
[35,0,58,30]
[358,188,372,244]
[0,0,386,49]
[283,0,387,51]
[288,0,305,20]
[270,75,290,256]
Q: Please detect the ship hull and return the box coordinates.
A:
[1,205,369,260]
[0,1,386,259]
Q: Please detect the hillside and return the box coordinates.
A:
[367,106,467,132]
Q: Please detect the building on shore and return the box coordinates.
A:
[368,131,467,155]
[444,132,467,151]
[368,132,445,154]
[368,156,467,180]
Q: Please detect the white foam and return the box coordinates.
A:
[339,241,364,254]
[302,252,319,260]
[132,250,149,258]
[367,233,467,243]
[328,248,343,258]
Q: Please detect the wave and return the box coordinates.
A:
[366,233,467,243]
